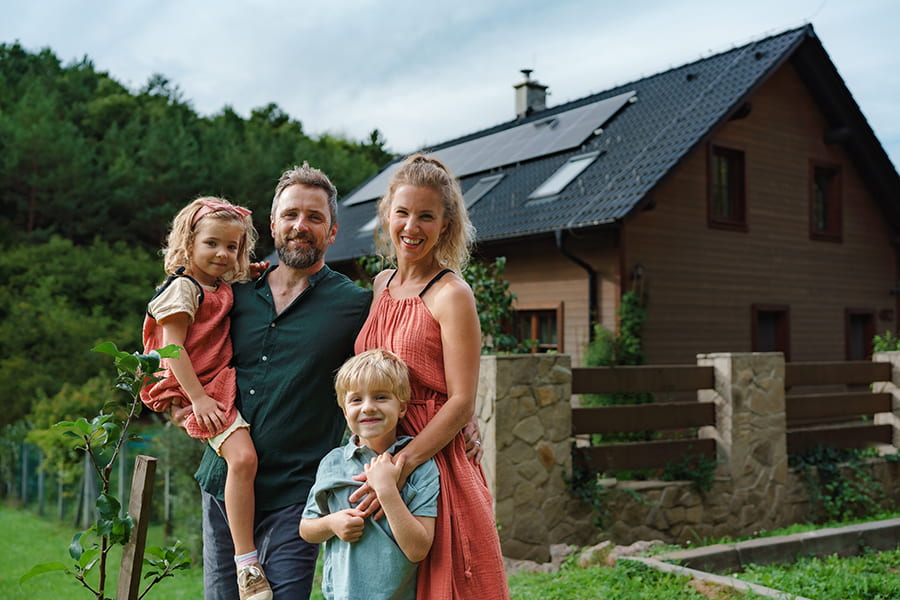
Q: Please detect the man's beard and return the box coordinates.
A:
[276,235,324,269]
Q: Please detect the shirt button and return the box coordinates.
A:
[249,389,256,395]
[262,356,268,362]
[270,322,276,328]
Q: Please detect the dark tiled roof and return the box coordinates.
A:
[328,25,898,263]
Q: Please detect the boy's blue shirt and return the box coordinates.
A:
[302,435,440,600]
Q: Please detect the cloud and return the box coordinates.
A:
[0,0,897,167]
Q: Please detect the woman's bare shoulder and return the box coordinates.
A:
[371,268,395,295]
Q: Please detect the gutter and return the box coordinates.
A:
[554,229,598,341]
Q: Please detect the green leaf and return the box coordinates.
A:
[78,548,100,570]
[92,341,121,357]
[117,353,140,373]
[68,531,85,560]
[96,493,120,519]
[19,561,69,584]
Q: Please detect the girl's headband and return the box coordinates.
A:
[191,199,252,227]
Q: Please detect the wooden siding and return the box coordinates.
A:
[622,62,897,363]
[479,235,618,367]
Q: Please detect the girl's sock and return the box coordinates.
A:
[234,549,259,569]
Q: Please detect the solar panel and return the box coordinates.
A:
[344,90,636,205]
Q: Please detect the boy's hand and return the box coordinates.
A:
[364,453,405,496]
[330,508,366,542]
[191,394,227,433]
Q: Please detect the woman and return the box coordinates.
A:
[352,154,509,598]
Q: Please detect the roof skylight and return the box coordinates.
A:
[463,174,505,209]
[529,152,600,200]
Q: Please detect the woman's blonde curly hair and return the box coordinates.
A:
[374,154,475,273]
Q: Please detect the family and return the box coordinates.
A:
[140,156,510,599]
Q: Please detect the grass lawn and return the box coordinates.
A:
[736,547,900,600]
[2,505,204,599]
[6,503,898,599]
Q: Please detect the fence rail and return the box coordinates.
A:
[572,402,715,434]
[786,391,892,427]
[575,439,717,472]
[787,424,894,454]
[785,361,891,386]
[572,365,715,394]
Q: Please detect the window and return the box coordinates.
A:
[513,305,563,353]
[463,173,504,209]
[708,145,746,230]
[752,304,790,360]
[810,162,842,241]
[529,152,599,200]
[845,309,875,360]
[356,214,379,237]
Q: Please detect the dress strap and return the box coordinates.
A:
[385,269,398,289]
[419,268,453,297]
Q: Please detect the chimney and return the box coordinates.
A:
[514,69,547,118]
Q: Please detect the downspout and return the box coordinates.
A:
[555,229,598,341]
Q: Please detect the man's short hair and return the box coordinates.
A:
[271,162,338,225]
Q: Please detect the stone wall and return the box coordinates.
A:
[476,354,599,562]
[478,352,900,558]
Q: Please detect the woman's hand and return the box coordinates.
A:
[348,475,382,518]
[463,417,484,463]
[350,454,410,520]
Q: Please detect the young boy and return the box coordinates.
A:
[299,349,439,600]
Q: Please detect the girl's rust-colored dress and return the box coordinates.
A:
[354,270,509,599]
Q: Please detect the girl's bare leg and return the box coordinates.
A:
[217,427,258,554]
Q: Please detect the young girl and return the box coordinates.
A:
[141,197,272,600]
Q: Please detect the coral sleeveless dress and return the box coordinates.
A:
[354,270,509,600]
[140,279,239,440]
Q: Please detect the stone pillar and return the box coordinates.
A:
[696,352,787,534]
[476,354,595,562]
[872,351,900,449]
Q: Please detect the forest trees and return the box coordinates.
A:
[0,42,392,253]
[0,42,394,425]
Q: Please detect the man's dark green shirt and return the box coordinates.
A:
[194,264,372,511]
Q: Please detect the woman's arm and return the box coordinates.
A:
[159,313,227,433]
[395,277,481,478]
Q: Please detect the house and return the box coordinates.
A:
[327,25,900,367]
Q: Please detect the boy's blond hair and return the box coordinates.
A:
[335,349,411,408]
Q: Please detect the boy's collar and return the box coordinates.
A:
[343,435,413,460]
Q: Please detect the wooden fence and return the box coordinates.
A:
[785,361,893,454]
[571,365,716,472]
[572,359,895,474]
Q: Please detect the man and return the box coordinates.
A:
[186,162,372,599]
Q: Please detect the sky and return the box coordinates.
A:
[2,0,898,170]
